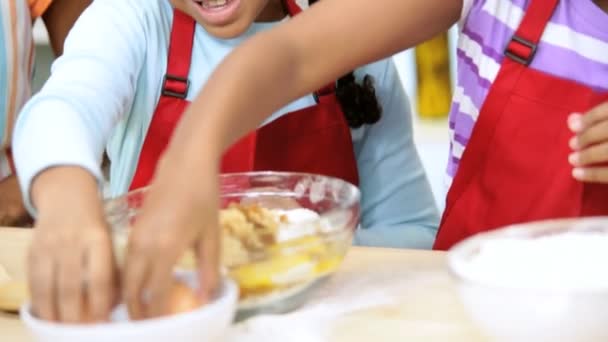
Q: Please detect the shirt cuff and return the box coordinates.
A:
[13,99,104,216]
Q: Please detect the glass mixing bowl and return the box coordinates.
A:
[104,172,361,320]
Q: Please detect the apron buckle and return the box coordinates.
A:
[313,84,336,104]
[504,35,537,66]
[161,74,190,99]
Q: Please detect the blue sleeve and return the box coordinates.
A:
[351,59,440,249]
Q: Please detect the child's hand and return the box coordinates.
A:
[123,159,220,319]
[568,102,608,183]
[28,167,118,323]
[0,175,31,226]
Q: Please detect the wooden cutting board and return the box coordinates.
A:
[327,277,487,341]
[229,247,489,341]
[0,228,30,278]
[0,228,31,313]
[0,264,10,283]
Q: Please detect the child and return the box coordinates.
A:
[0,0,89,226]
[91,0,606,321]
[13,0,438,322]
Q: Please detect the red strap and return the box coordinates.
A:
[283,0,302,15]
[283,0,336,100]
[505,0,559,65]
[162,10,196,98]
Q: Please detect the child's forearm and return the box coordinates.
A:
[165,0,462,169]
[32,166,103,218]
[43,0,92,55]
[13,99,108,215]
[0,175,30,226]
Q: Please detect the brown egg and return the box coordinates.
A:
[166,281,202,315]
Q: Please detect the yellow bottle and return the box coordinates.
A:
[415,33,452,119]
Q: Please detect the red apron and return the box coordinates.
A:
[434,0,608,250]
[129,1,358,191]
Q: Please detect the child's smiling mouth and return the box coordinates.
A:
[191,0,241,25]
[194,0,235,11]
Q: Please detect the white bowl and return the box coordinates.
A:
[21,273,238,342]
[448,217,608,342]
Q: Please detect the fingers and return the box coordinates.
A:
[122,161,222,319]
[572,167,608,184]
[28,244,57,321]
[568,103,608,184]
[126,228,214,318]
[569,142,608,167]
[128,226,215,318]
[27,170,114,323]
[125,227,184,319]
[197,222,220,304]
[144,259,175,317]
[57,246,84,323]
[84,231,116,322]
[571,102,608,131]
[29,219,116,324]
[123,245,149,320]
[569,120,608,150]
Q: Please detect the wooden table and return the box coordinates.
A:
[0,228,487,341]
[0,228,30,342]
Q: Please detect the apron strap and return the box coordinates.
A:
[283,0,303,15]
[504,0,559,66]
[282,0,336,102]
[162,10,196,99]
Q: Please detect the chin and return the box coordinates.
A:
[196,17,254,39]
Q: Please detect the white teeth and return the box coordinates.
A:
[201,0,229,8]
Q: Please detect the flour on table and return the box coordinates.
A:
[460,232,608,291]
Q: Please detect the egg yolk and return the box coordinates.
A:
[166,282,201,315]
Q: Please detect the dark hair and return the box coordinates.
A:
[307,0,382,129]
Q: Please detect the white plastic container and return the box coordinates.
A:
[21,273,238,342]
[448,217,608,341]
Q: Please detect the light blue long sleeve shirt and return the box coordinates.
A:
[13,0,439,248]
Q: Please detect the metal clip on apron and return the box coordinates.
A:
[129,1,359,191]
[434,0,608,250]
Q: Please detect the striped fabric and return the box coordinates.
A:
[0,0,36,179]
[448,0,608,186]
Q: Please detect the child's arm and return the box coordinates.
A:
[124,0,462,318]
[353,59,439,249]
[168,0,462,162]
[0,0,90,228]
[0,176,29,227]
[42,0,92,55]
[13,0,147,322]
[15,0,146,215]
[0,0,34,226]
